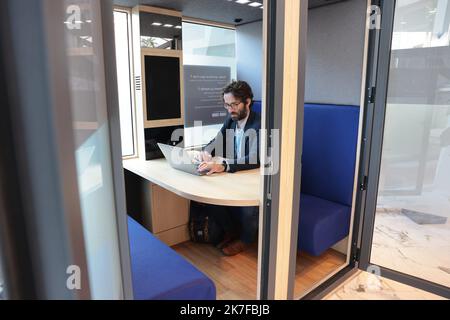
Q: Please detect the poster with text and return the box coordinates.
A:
[184,65,231,127]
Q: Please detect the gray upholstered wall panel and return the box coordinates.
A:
[236,21,263,101]
[305,0,367,106]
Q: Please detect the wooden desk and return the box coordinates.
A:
[123,158,261,207]
[123,158,261,246]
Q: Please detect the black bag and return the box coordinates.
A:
[189,201,224,245]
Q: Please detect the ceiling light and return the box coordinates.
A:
[236,0,251,4]
[163,24,173,28]
[175,25,182,29]
[249,2,262,7]
[152,22,162,26]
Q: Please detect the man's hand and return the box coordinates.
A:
[197,162,225,176]
[193,151,212,163]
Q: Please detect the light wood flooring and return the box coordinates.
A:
[173,241,346,300]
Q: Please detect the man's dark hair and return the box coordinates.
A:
[223,80,254,108]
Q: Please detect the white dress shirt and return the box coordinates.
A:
[223,112,250,171]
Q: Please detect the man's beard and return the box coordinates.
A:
[231,108,248,122]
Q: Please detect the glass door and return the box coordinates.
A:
[64,0,132,299]
[360,0,450,298]
[0,0,132,299]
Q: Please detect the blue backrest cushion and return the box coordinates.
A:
[301,104,360,206]
[252,100,262,114]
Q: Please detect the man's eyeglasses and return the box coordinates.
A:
[224,101,242,110]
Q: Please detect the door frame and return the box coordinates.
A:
[258,0,308,300]
[100,0,135,300]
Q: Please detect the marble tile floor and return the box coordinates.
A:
[370,192,450,288]
[324,270,447,300]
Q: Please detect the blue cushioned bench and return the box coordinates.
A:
[298,104,360,256]
[253,100,262,114]
[127,216,216,300]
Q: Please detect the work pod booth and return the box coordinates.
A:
[113,0,450,300]
[3,0,449,302]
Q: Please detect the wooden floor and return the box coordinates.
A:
[173,241,346,300]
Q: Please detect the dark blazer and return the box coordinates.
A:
[204,110,261,173]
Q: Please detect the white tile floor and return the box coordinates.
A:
[371,192,450,288]
[324,270,446,300]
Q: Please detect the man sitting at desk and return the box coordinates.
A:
[196,80,261,256]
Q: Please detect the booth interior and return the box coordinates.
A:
[112,0,368,300]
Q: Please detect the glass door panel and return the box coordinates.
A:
[64,0,124,299]
[370,0,450,288]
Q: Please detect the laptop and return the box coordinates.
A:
[158,143,206,176]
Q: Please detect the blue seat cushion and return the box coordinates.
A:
[298,193,351,256]
[127,216,216,300]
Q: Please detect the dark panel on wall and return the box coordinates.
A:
[144,125,184,160]
[144,55,181,120]
[124,169,145,225]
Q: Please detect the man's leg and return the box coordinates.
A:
[211,205,237,236]
[209,205,238,248]
[222,206,259,256]
[235,206,259,244]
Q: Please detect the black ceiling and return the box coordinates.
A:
[113,0,348,26]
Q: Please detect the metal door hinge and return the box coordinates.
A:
[353,247,361,263]
[360,175,368,191]
[368,87,376,104]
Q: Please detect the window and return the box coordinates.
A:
[391,0,450,50]
[182,22,237,147]
[182,22,237,77]
[114,9,136,158]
